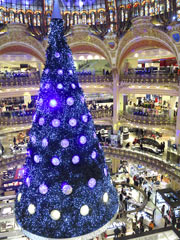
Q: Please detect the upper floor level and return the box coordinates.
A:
[0,0,179,37]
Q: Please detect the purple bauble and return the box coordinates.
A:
[72,155,80,164]
[71,83,76,89]
[67,97,74,106]
[69,118,77,127]
[39,184,48,195]
[49,99,57,108]
[42,138,48,147]
[79,136,87,145]
[39,117,45,126]
[61,139,69,148]
[62,183,72,195]
[91,151,97,159]
[51,157,60,166]
[57,83,63,89]
[52,119,60,127]
[34,155,40,163]
[55,52,60,58]
[82,115,88,123]
[58,69,63,75]
[88,178,96,188]
[26,177,30,187]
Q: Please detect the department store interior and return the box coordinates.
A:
[1,0,180,239]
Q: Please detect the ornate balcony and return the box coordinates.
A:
[1,147,180,182]
[103,147,180,182]
[120,73,180,85]
[119,111,176,126]
[0,109,113,126]
[0,73,113,89]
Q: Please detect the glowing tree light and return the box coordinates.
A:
[15,0,118,239]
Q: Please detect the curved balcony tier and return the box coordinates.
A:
[103,147,180,182]
[1,147,180,182]
[0,109,112,126]
[0,74,113,89]
[120,73,180,85]
[119,112,176,126]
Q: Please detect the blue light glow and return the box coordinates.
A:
[69,118,77,127]
[49,99,57,108]
[79,136,87,145]
[91,151,97,159]
[57,83,63,89]
[61,139,69,148]
[72,155,80,164]
[51,157,60,166]
[52,119,60,127]
[39,184,48,195]
[88,178,96,188]
[34,155,40,163]
[67,97,74,106]
[42,138,48,147]
[39,118,45,126]
[58,69,63,75]
[82,115,88,123]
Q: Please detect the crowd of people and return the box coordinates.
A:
[0,70,40,79]
[112,161,176,239]
[124,65,179,76]
[87,102,113,112]
[0,100,36,118]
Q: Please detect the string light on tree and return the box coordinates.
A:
[49,99,57,108]
[57,83,63,89]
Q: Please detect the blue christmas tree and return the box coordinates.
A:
[15,1,119,239]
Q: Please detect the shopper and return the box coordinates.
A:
[147,190,151,201]
[149,221,155,231]
[122,224,126,235]
[13,136,16,145]
[161,205,165,217]
[114,227,121,238]
[123,199,128,211]
[139,215,144,227]
[172,213,176,227]
[126,177,130,184]
[119,193,123,202]
[140,223,144,233]
[164,216,168,228]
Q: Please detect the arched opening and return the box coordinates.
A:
[118,39,178,72]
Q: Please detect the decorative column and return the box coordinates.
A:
[37,62,43,77]
[112,68,120,134]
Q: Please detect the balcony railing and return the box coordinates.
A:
[0,74,113,88]
[120,73,180,85]
[0,109,112,126]
[119,111,176,126]
[103,146,180,182]
[1,146,180,182]
[91,109,113,119]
